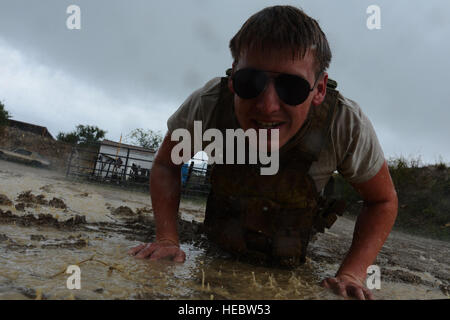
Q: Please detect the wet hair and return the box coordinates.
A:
[229,5,332,77]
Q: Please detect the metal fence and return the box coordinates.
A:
[65,142,211,197]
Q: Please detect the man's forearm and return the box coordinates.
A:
[150,162,182,244]
[336,198,398,282]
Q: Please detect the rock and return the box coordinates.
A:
[112,206,135,217]
[439,284,449,296]
[0,194,13,206]
[63,215,87,226]
[39,185,52,193]
[15,203,25,211]
[30,235,46,241]
[0,208,13,218]
[36,194,48,205]
[49,197,67,209]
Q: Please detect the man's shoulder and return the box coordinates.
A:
[335,93,366,123]
[325,90,385,184]
[167,77,224,133]
[331,92,371,135]
[199,77,223,98]
[186,77,223,112]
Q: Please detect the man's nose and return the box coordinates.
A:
[255,81,281,114]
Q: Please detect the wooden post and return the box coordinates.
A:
[123,148,130,181]
[66,146,74,177]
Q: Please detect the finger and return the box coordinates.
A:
[149,247,179,261]
[337,283,348,299]
[348,285,366,300]
[135,243,158,259]
[128,243,146,256]
[321,280,330,289]
[321,277,337,289]
[173,249,186,263]
[363,288,375,300]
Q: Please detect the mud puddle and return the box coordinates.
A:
[0,159,449,300]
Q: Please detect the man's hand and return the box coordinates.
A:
[128,240,186,262]
[325,161,396,300]
[128,133,189,263]
[321,273,374,300]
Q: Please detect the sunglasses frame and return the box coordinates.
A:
[231,68,320,106]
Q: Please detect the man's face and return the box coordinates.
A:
[230,49,327,150]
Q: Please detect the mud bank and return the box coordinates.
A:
[0,159,449,300]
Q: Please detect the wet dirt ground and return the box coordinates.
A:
[0,159,448,300]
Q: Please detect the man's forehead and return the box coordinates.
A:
[235,48,318,79]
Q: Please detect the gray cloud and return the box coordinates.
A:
[0,0,448,163]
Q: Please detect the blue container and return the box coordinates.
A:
[181,163,189,186]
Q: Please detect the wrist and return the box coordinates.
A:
[156,237,179,247]
[336,271,365,286]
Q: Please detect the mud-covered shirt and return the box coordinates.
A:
[167,77,385,192]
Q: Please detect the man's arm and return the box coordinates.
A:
[128,132,187,262]
[322,161,398,299]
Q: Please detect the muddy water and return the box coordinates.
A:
[0,159,448,300]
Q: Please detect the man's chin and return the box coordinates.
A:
[244,128,281,149]
[252,135,285,153]
[265,138,285,152]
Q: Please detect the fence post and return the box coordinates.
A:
[66,146,74,177]
[204,164,212,184]
[185,162,195,195]
[104,162,112,181]
[91,154,99,177]
[123,148,130,182]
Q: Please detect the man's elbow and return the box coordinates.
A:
[363,188,398,218]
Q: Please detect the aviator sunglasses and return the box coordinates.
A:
[231,68,318,106]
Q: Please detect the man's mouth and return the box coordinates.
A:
[253,120,286,129]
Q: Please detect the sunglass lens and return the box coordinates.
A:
[275,74,311,106]
[233,69,267,99]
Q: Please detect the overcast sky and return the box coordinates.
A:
[0,0,449,164]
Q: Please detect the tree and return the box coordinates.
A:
[57,124,107,145]
[56,131,79,145]
[0,101,11,126]
[126,128,163,150]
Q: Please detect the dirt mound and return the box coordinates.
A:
[41,238,88,249]
[0,208,86,228]
[30,234,46,241]
[16,191,48,205]
[14,191,67,210]
[112,206,135,217]
[383,269,423,284]
[15,203,25,211]
[48,197,67,209]
[39,185,53,193]
[0,194,12,206]
[136,207,152,215]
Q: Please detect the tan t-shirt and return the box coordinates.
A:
[167,77,385,192]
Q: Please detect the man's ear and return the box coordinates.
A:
[228,62,237,93]
[311,72,328,106]
[228,76,234,93]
